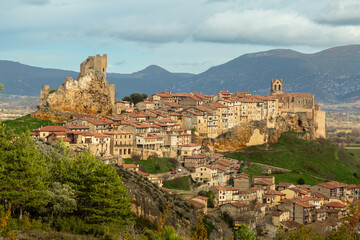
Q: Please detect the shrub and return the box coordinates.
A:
[298,177,305,185]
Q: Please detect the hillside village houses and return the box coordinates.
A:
[33,78,341,235]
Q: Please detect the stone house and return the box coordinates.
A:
[220,202,248,219]
[325,201,347,219]
[35,125,69,141]
[309,181,347,199]
[115,100,130,114]
[46,132,71,146]
[88,132,111,157]
[276,182,296,191]
[105,131,133,158]
[281,187,311,199]
[86,118,113,133]
[252,176,275,192]
[135,134,164,159]
[184,154,207,168]
[315,209,327,221]
[280,200,316,225]
[192,165,219,186]
[234,175,250,190]
[186,196,208,215]
[345,184,360,202]
[210,185,240,206]
[272,208,290,226]
[180,144,202,157]
[136,101,155,111]
[238,189,258,204]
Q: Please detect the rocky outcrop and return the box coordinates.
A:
[116,166,228,239]
[32,55,115,121]
[202,112,319,152]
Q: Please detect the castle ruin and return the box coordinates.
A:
[35,54,115,120]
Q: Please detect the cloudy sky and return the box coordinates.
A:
[1,0,360,73]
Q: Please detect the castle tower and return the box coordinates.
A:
[79,54,107,78]
[270,79,283,96]
[40,85,49,106]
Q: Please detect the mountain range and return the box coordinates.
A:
[1,45,360,103]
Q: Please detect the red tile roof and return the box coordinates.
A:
[38,125,68,132]
[327,202,346,208]
[65,124,89,129]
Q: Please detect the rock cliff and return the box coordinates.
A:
[115,166,230,239]
[202,112,319,152]
[32,54,115,121]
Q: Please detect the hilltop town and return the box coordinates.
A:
[28,54,355,238]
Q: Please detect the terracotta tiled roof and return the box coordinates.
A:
[136,170,149,176]
[65,124,90,129]
[122,164,138,169]
[268,189,286,196]
[281,220,301,229]
[234,175,250,180]
[186,199,206,209]
[38,125,68,132]
[87,118,112,125]
[327,202,346,208]
[295,201,315,208]
[92,133,110,138]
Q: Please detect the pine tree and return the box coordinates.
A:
[47,145,133,225]
[0,125,48,218]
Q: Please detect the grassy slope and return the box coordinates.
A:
[163,176,191,191]
[2,114,62,134]
[227,131,360,185]
[124,158,176,174]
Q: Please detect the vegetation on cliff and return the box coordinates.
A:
[228,131,360,184]
[2,114,62,134]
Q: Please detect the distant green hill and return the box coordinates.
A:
[2,114,62,134]
[227,131,360,185]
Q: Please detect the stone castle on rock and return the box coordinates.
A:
[33,54,115,120]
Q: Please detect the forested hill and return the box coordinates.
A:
[1,45,360,103]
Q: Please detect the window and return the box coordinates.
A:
[128,149,131,154]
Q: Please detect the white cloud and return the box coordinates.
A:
[194,9,360,46]
[108,23,189,43]
[316,0,360,25]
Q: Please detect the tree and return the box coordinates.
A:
[47,144,133,225]
[0,125,48,218]
[45,182,77,218]
[0,84,3,91]
[192,213,208,240]
[274,225,321,240]
[122,93,148,105]
[233,224,257,240]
